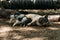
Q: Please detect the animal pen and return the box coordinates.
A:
[0,0,60,40]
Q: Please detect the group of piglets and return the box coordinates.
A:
[9,11,60,27]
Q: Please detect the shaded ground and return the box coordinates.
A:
[0,18,60,40]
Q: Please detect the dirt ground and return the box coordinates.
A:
[0,18,60,40]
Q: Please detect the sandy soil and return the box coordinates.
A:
[0,18,60,40]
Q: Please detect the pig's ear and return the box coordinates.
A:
[44,15,48,18]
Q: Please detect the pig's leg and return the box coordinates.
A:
[20,17,27,26]
[9,18,13,23]
[13,20,20,27]
[9,15,15,23]
[36,20,41,26]
[27,19,36,26]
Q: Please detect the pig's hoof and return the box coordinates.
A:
[27,24,31,26]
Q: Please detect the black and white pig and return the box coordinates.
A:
[13,14,50,27]
[22,14,51,27]
[9,11,29,24]
[20,16,49,26]
[9,11,25,24]
[25,14,43,26]
[19,17,32,27]
[36,15,51,26]
[12,14,42,26]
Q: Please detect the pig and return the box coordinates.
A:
[25,14,51,26]
[9,11,28,24]
[12,14,51,27]
[19,17,32,27]
[25,14,43,26]
[12,14,42,26]
[36,15,51,26]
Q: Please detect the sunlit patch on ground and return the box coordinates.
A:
[0,26,12,32]
[52,22,60,24]
[47,27,60,30]
[13,27,38,31]
[23,37,48,40]
[0,26,13,39]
